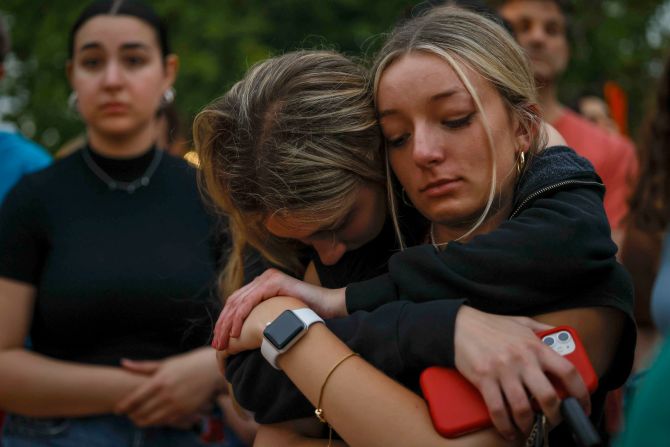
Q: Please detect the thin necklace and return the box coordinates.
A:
[82,146,163,194]
[429,223,449,250]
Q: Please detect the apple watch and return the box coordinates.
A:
[261,308,324,369]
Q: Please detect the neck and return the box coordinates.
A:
[87,121,158,158]
[432,202,512,246]
[536,80,564,124]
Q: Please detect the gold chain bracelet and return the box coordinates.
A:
[314,352,359,446]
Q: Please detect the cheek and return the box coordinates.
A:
[389,151,416,188]
[72,81,99,117]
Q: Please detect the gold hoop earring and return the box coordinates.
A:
[516,151,526,175]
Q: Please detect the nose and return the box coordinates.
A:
[102,60,123,89]
[311,236,347,266]
[412,123,445,168]
[525,23,548,45]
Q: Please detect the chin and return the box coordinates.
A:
[96,120,145,138]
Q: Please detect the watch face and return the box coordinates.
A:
[263,310,305,350]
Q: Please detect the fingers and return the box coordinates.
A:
[116,379,160,415]
[213,269,282,350]
[479,379,517,442]
[518,365,561,427]
[129,396,172,427]
[539,347,591,416]
[120,359,161,375]
[499,374,535,435]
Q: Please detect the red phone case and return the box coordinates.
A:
[419,326,598,438]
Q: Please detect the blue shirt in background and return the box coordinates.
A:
[0,129,51,204]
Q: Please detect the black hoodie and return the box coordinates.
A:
[226,146,634,433]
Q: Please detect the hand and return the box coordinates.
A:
[453,306,590,441]
[115,348,225,427]
[212,268,346,350]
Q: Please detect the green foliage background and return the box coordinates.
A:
[1,0,668,153]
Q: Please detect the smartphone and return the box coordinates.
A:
[419,326,598,438]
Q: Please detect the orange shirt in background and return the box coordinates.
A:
[553,109,637,230]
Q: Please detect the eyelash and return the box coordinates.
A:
[442,112,475,129]
[81,58,101,68]
[125,55,146,66]
[385,112,476,148]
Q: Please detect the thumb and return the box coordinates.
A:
[121,358,161,375]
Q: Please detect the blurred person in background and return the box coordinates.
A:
[0,1,255,446]
[0,13,51,205]
[498,0,637,246]
[614,51,670,447]
[578,95,620,135]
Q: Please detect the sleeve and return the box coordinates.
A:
[347,184,617,316]
[226,299,465,423]
[0,177,48,284]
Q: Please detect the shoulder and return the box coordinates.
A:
[517,146,601,197]
[22,150,83,188]
[554,110,635,160]
[158,152,199,181]
[0,131,51,171]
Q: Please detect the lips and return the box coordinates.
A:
[420,178,462,198]
[100,102,128,113]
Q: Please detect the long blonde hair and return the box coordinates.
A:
[372,6,546,246]
[194,51,384,298]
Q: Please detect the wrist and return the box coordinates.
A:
[261,308,325,369]
[251,297,307,340]
[325,288,347,318]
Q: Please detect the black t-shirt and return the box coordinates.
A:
[0,147,221,365]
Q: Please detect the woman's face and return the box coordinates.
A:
[68,15,176,140]
[377,52,527,238]
[264,183,387,266]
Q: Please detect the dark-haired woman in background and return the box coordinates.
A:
[0,1,242,445]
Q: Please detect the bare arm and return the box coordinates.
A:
[254,419,347,447]
[225,297,518,447]
[0,277,146,417]
[533,306,625,378]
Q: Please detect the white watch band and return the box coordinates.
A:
[261,308,324,369]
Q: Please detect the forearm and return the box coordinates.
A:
[0,349,145,417]
[255,422,347,447]
[278,324,514,447]
[228,300,464,423]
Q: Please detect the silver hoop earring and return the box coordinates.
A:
[161,87,176,106]
[67,91,78,112]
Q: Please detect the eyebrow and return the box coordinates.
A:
[78,41,151,52]
[378,87,466,119]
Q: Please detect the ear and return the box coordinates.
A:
[162,54,179,92]
[512,104,537,155]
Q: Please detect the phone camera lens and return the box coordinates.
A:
[543,336,555,346]
[558,332,570,342]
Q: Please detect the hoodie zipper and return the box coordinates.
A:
[510,179,603,219]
